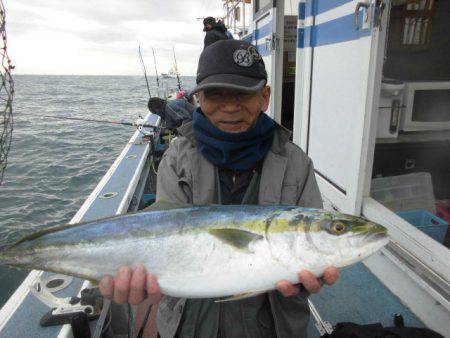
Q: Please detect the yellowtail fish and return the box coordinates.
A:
[0,201,388,299]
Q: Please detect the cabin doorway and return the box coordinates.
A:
[251,0,298,132]
[280,13,298,132]
[371,0,450,248]
[252,0,284,122]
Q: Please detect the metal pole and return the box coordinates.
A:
[242,0,245,36]
[233,0,236,34]
[223,1,242,29]
[226,1,230,27]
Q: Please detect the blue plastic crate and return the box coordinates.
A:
[396,210,448,244]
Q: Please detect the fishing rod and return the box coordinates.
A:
[152,48,160,89]
[18,112,160,130]
[172,47,182,91]
[138,43,152,98]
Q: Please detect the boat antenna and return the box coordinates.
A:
[138,43,152,98]
[172,47,182,91]
[152,48,160,89]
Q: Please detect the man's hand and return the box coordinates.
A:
[99,264,162,305]
[276,267,339,297]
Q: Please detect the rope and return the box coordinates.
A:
[136,304,153,338]
[0,0,14,185]
[151,161,158,175]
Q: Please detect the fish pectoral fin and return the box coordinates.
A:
[208,228,263,252]
[215,291,266,303]
[144,199,192,211]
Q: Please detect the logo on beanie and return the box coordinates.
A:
[248,46,261,61]
[233,46,262,67]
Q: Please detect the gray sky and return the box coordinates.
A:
[5,0,224,75]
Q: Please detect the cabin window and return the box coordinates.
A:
[254,0,272,14]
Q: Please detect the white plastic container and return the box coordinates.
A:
[370,172,436,214]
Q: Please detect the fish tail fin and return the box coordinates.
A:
[0,247,29,268]
[0,249,16,265]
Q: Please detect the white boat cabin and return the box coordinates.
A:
[228,0,449,335]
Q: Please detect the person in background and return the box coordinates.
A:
[147,93,195,132]
[99,40,340,337]
[203,16,228,48]
[217,19,234,39]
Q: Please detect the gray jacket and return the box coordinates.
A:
[155,121,322,338]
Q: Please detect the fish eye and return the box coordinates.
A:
[331,221,347,235]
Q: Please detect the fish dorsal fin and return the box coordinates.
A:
[13,223,80,246]
[215,291,266,303]
[144,199,192,212]
[12,200,191,247]
[208,228,263,252]
[12,214,121,247]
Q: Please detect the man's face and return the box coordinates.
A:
[198,86,270,133]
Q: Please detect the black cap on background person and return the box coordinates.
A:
[191,39,267,95]
[203,16,216,31]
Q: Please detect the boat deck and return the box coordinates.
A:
[307,262,424,337]
[0,273,88,337]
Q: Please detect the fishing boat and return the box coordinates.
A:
[0,0,449,337]
[160,69,178,79]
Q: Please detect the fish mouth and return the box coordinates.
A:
[354,221,388,243]
[348,224,388,248]
[363,226,389,243]
[364,231,388,243]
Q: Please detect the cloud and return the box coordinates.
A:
[5,0,223,75]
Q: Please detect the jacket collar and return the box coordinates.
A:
[177,119,291,156]
[178,119,291,205]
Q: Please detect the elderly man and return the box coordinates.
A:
[99,40,339,337]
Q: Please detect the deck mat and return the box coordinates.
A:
[307,262,424,337]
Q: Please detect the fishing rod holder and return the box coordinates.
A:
[30,276,103,328]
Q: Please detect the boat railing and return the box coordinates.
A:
[0,112,161,337]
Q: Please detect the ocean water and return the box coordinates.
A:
[0,75,196,306]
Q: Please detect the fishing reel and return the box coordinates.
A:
[134,115,146,131]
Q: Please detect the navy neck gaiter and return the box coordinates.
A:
[193,108,276,171]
